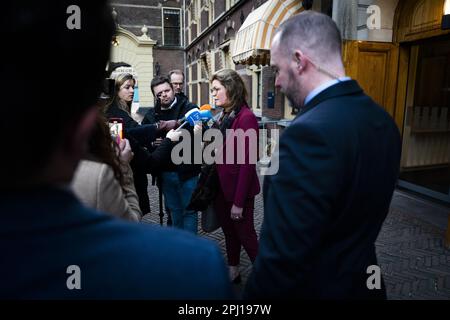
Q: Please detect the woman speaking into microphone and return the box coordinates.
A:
[210,69,260,284]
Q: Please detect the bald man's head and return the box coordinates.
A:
[276,11,343,68]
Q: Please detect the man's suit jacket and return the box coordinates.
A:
[245,80,401,299]
[71,160,141,222]
[216,106,261,208]
[0,187,234,299]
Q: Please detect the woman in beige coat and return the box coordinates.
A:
[72,144,142,222]
[72,111,181,221]
[71,113,142,221]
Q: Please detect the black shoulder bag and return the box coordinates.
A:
[186,108,239,211]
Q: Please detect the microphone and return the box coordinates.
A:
[177,105,208,125]
[199,104,212,111]
[176,108,201,131]
[199,110,213,120]
[199,110,215,128]
[200,104,223,125]
[176,107,198,125]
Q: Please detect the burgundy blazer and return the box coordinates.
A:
[216,105,260,208]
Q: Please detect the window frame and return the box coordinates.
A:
[162,7,182,47]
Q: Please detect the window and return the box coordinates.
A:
[163,8,181,47]
[206,0,215,25]
[190,0,197,22]
[220,43,234,70]
[256,70,262,109]
[226,0,238,11]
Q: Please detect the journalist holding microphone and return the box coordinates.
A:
[143,76,201,234]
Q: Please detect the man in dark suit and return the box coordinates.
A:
[0,1,232,299]
[244,11,401,299]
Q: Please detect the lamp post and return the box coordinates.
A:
[443,0,450,29]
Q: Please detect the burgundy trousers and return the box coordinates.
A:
[214,189,259,266]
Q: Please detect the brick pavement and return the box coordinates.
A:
[141,175,450,299]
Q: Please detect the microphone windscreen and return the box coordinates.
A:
[199,110,213,120]
[185,108,201,125]
[200,104,212,111]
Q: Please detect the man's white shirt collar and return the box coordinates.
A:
[161,96,177,110]
[304,77,352,106]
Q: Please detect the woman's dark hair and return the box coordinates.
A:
[210,69,248,111]
[88,112,124,187]
[150,76,173,96]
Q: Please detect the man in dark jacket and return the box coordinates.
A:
[143,76,201,234]
[244,11,401,299]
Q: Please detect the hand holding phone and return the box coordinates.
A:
[108,118,124,144]
[118,138,133,163]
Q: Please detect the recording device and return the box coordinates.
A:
[108,117,123,143]
[201,104,223,127]
[199,110,213,120]
[177,104,211,124]
[199,104,212,111]
[199,110,215,128]
[176,108,201,131]
[176,105,222,131]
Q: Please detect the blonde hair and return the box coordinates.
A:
[210,69,247,111]
[113,73,135,113]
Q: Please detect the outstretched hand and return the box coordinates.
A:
[166,129,182,142]
[158,120,178,132]
[193,123,202,135]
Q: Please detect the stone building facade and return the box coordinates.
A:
[110,0,185,109]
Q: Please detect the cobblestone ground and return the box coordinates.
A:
[142,174,450,300]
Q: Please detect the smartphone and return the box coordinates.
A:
[108,118,124,142]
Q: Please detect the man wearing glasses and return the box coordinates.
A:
[169,69,186,98]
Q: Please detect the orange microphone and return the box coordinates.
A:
[199,104,212,111]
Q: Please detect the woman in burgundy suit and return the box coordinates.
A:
[211,69,260,283]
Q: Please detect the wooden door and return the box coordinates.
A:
[343,40,399,119]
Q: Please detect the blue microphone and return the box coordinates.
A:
[176,108,201,131]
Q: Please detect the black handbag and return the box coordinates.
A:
[186,163,219,212]
[186,108,240,212]
[201,204,220,233]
